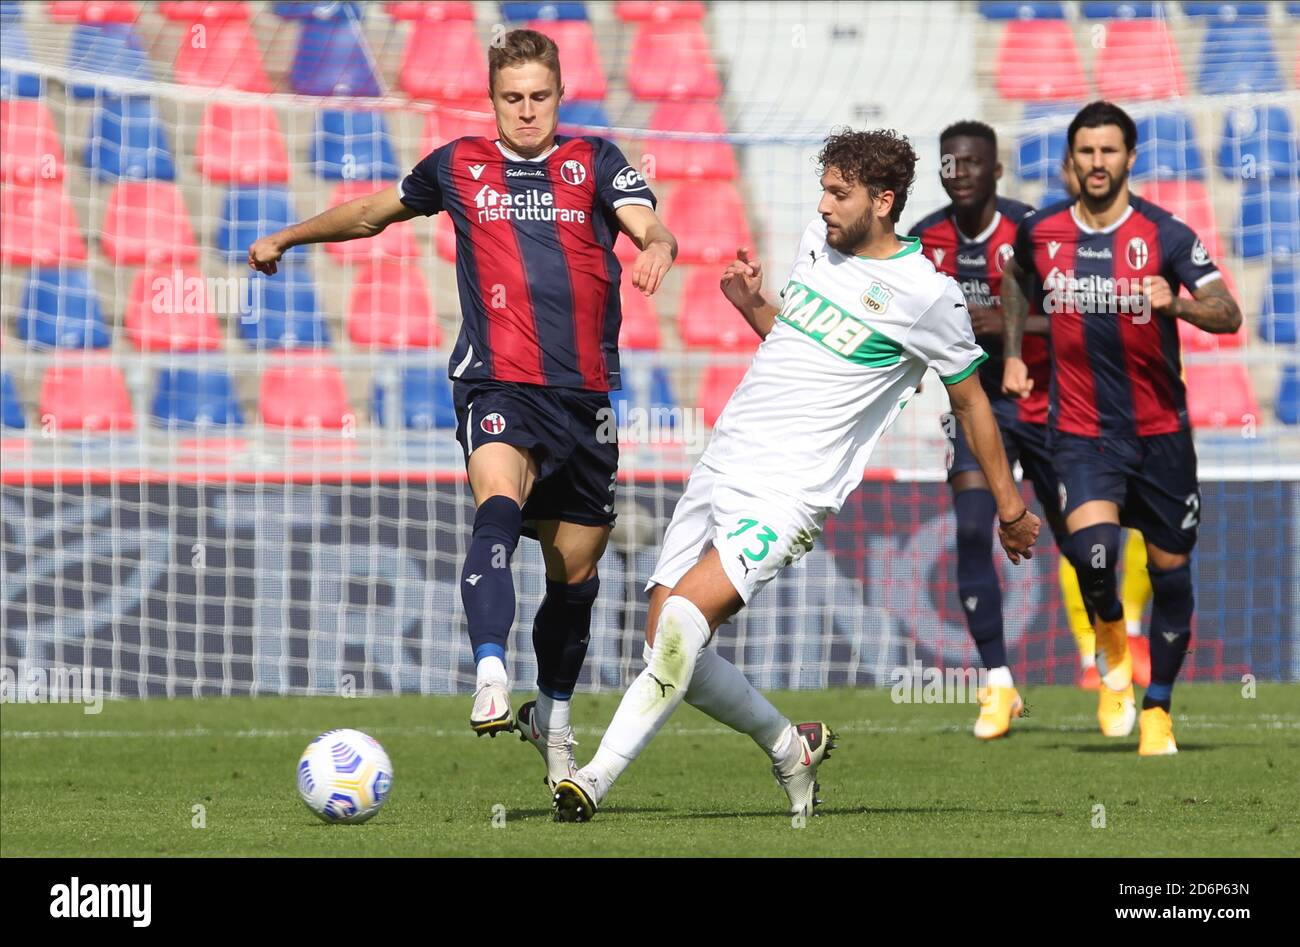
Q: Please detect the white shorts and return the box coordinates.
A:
[646,461,828,604]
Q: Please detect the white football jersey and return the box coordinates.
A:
[700,217,987,511]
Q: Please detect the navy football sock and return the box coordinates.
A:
[460,495,522,667]
[532,575,600,699]
[953,489,1006,669]
[1071,523,1123,623]
[1144,563,1194,711]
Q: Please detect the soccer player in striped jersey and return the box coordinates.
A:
[1002,101,1241,754]
[249,30,677,786]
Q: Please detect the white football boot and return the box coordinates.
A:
[552,769,604,823]
[470,681,513,737]
[516,699,578,791]
[772,722,837,817]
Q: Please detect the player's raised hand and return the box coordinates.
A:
[631,243,672,296]
[1001,355,1033,399]
[719,247,763,308]
[997,507,1041,565]
[1143,275,1175,314]
[248,236,284,276]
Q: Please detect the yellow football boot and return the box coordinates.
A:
[974,686,1023,740]
[1138,706,1178,756]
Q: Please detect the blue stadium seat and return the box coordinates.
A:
[608,374,638,427]
[217,186,305,262]
[1131,112,1204,181]
[1217,106,1298,181]
[240,266,329,349]
[1,373,25,429]
[1289,2,1300,15]
[152,368,244,426]
[1276,366,1300,426]
[648,366,678,413]
[0,2,22,20]
[1198,20,1283,94]
[18,268,112,349]
[501,2,589,19]
[978,2,1065,17]
[66,24,153,99]
[1183,2,1271,16]
[85,96,176,182]
[1259,262,1299,345]
[1040,181,1071,207]
[1015,104,1075,180]
[311,110,399,180]
[1237,180,1300,261]
[290,18,382,96]
[557,100,610,130]
[372,367,456,430]
[1,23,44,97]
[609,368,678,429]
[273,1,364,18]
[1079,2,1162,15]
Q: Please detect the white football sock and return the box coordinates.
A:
[476,655,507,689]
[1080,653,1097,670]
[987,666,1014,689]
[584,596,710,797]
[535,691,570,736]
[1126,620,1142,637]
[645,640,790,762]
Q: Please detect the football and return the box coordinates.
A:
[296,729,393,824]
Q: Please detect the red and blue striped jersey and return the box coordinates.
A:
[910,197,1049,424]
[1013,194,1221,438]
[399,135,656,392]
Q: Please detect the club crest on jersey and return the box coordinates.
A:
[480,413,507,435]
[1191,239,1210,266]
[560,160,587,186]
[468,164,486,180]
[995,243,1014,273]
[861,281,894,315]
[1125,236,1149,269]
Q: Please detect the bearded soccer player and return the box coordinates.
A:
[1002,101,1240,754]
[249,30,677,788]
[552,129,1040,822]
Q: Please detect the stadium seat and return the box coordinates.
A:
[18,267,111,349]
[1131,112,1204,181]
[557,100,610,132]
[1276,366,1300,426]
[241,266,329,349]
[324,181,420,262]
[216,186,303,262]
[272,1,362,18]
[677,266,760,351]
[1079,2,1160,16]
[608,369,678,430]
[1137,180,1222,257]
[1184,363,1258,431]
[527,20,605,100]
[47,1,138,21]
[697,362,749,428]
[1183,2,1271,16]
[1093,20,1185,101]
[311,110,400,181]
[0,1,23,17]
[436,213,457,261]
[1198,20,1283,95]
[100,181,198,265]
[1,372,24,429]
[124,264,224,351]
[608,372,639,427]
[399,20,486,102]
[1259,261,1299,345]
[174,18,272,93]
[1237,179,1300,261]
[1040,180,1071,206]
[626,21,722,100]
[158,1,250,20]
[0,182,88,265]
[289,17,382,96]
[978,2,1065,17]
[348,261,440,348]
[196,103,290,185]
[504,2,588,19]
[260,356,353,429]
[38,358,135,432]
[618,285,661,350]
[1014,103,1074,180]
[66,24,152,98]
[644,102,738,181]
[615,1,704,20]
[152,368,243,426]
[1288,2,1300,14]
[421,110,497,154]
[385,1,473,20]
[1216,106,1298,181]
[994,20,1088,101]
[85,95,176,182]
[0,23,43,98]
[661,182,752,265]
[0,99,65,185]
[373,366,456,430]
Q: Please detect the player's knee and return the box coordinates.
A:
[952,489,996,552]
[472,494,522,547]
[1148,563,1193,623]
[1071,522,1121,609]
[649,596,709,686]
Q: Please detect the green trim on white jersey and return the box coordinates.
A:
[939,351,989,385]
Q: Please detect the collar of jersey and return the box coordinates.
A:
[494,140,560,163]
[954,211,1002,245]
[1070,201,1134,236]
[860,235,922,260]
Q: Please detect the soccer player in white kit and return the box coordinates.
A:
[553,129,1042,822]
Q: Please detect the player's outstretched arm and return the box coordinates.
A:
[1000,257,1034,398]
[615,204,677,296]
[1144,276,1242,335]
[946,373,1041,564]
[248,185,418,275]
[719,247,778,339]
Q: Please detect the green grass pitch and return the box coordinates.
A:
[2,683,1297,856]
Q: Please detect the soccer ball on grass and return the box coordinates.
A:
[297,729,393,824]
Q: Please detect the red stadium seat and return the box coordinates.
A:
[421,109,497,155]
[100,181,198,265]
[174,19,271,93]
[0,182,87,265]
[661,182,752,265]
[399,21,486,102]
[617,285,661,350]
[677,266,760,351]
[626,21,722,100]
[324,181,420,262]
[616,1,705,21]
[1093,20,1185,101]
[527,20,606,100]
[348,260,440,348]
[1185,363,1258,430]
[260,356,354,429]
[995,21,1088,101]
[38,358,134,432]
[0,99,65,185]
[124,264,224,351]
[1136,180,1223,257]
[644,102,737,181]
[47,1,137,22]
[158,1,249,20]
[195,103,290,184]
[386,1,474,20]
[697,362,749,428]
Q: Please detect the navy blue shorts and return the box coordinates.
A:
[1052,429,1201,555]
[453,379,619,533]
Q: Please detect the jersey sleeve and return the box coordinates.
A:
[1159,215,1222,292]
[902,280,989,385]
[594,138,657,213]
[1011,215,1038,282]
[397,144,447,216]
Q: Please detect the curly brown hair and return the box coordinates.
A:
[816,128,918,223]
[488,29,562,94]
